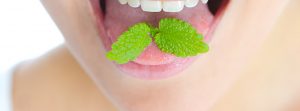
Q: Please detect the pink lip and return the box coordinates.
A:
[118,57,196,79]
[89,0,229,80]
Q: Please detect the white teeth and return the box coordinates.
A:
[185,0,199,8]
[119,0,207,12]
[162,1,184,12]
[128,0,141,8]
[118,0,127,5]
[141,0,162,12]
[201,0,209,4]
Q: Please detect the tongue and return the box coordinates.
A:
[104,0,214,65]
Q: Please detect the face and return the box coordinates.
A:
[41,0,289,111]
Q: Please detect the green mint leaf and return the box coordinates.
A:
[154,18,209,57]
[106,23,152,64]
[197,34,204,40]
[150,26,159,37]
[106,18,210,64]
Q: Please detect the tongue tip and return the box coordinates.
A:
[134,43,177,65]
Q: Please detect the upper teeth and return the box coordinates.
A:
[118,0,209,12]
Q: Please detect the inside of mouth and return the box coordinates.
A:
[208,0,226,15]
[98,0,230,43]
[96,0,229,65]
[99,0,106,14]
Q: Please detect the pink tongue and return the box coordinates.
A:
[104,0,214,65]
[135,42,176,65]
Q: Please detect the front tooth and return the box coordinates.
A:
[201,0,209,4]
[128,0,141,8]
[118,0,128,5]
[162,1,184,12]
[185,0,199,8]
[141,0,162,12]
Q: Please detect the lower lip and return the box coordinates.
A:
[90,0,228,80]
[118,57,196,80]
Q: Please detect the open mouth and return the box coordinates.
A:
[89,0,229,79]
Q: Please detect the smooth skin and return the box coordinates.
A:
[13,0,300,111]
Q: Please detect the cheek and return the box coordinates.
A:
[42,0,120,84]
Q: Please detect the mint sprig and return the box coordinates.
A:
[155,18,209,57]
[106,23,152,64]
[106,18,209,64]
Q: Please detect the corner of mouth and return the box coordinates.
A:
[88,0,230,80]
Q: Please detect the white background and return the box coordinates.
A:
[0,0,64,74]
